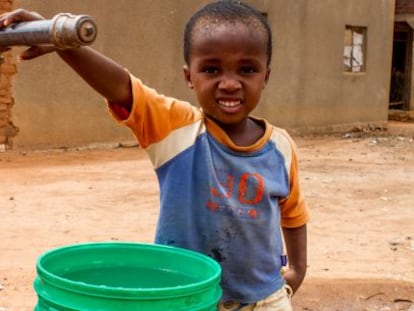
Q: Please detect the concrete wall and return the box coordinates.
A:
[263,0,395,131]
[11,0,395,149]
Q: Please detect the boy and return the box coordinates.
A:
[0,1,310,310]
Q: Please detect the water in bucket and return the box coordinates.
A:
[34,242,222,310]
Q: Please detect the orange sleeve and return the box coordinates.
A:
[109,74,202,148]
[279,140,310,228]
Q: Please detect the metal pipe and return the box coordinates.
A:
[0,13,97,49]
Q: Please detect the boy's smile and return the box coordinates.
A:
[184,21,270,142]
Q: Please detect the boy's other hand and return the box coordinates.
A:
[0,8,56,59]
[0,8,44,26]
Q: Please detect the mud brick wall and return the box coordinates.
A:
[0,0,17,151]
[396,0,414,14]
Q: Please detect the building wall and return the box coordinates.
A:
[10,0,395,150]
[0,0,17,151]
[256,0,395,132]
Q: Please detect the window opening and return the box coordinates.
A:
[344,26,367,73]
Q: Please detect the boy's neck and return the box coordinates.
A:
[207,116,266,147]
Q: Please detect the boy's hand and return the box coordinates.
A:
[0,8,44,26]
[282,224,307,295]
[0,9,56,59]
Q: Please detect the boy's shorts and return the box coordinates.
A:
[218,285,293,311]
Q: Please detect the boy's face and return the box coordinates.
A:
[184,22,270,127]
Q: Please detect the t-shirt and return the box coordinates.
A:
[109,75,310,303]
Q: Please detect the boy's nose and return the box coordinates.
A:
[218,75,242,92]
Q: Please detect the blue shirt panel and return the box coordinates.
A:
[155,132,290,303]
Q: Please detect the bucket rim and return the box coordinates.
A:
[36,241,222,299]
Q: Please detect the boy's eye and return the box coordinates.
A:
[201,66,219,74]
[240,66,257,74]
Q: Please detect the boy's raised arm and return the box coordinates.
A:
[0,9,132,110]
[57,47,132,109]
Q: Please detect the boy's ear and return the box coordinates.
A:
[264,68,271,88]
[183,65,193,89]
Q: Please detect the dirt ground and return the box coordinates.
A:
[1,121,413,311]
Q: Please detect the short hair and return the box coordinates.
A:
[183,0,273,66]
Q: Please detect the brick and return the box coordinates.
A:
[1,63,17,74]
[0,90,12,98]
[395,0,414,14]
[0,76,12,90]
[0,124,18,142]
[0,0,12,12]
[0,3,12,13]
[0,0,14,149]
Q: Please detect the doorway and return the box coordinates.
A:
[389,22,413,110]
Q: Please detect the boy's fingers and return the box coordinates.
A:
[0,10,46,51]
[0,9,44,27]
[19,45,56,60]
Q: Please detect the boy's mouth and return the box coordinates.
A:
[218,99,242,108]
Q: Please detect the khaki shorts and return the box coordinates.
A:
[218,285,293,311]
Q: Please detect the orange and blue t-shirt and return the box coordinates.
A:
[109,75,310,303]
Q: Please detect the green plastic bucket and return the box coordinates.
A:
[34,242,222,310]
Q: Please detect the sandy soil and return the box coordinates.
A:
[0,121,413,311]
